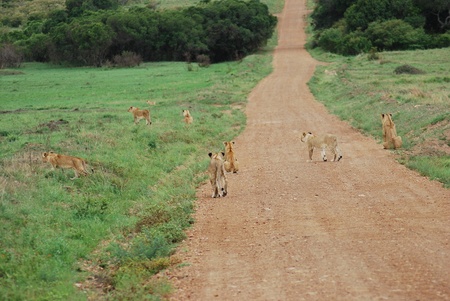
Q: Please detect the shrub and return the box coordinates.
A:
[317,27,345,53]
[394,64,425,75]
[341,31,372,55]
[431,33,450,48]
[21,33,51,62]
[112,51,142,67]
[0,43,23,68]
[367,47,381,60]
[196,54,210,67]
[365,19,428,51]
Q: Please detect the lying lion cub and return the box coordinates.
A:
[207,152,228,198]
[301,132,342,162]
[223,141,239,173]
[381,113,402,149]
[182,109,193,124]
[128,106,151,125]
[42,151,91,180]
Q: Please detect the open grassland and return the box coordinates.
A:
[308,47,450,188]
[0,56,274,300]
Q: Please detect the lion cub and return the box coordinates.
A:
[42,151,90,180]
[182,109,193,124]
[223,141,239,173]
[301,132,342,162]
[128,106,151,125]
[381,113,402,149]
[207,152,228,198]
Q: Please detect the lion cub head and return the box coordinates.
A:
[182,109,193,124]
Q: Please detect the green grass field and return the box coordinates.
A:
[0,53,275,300]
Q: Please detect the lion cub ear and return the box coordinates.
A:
[231,141,235,145]
[221,152,225,157]
[208,152,213,158]
[223,141,227,146]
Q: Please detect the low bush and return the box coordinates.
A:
[0,43,23,68]
[112,51,142,67]
[394,64,425,75]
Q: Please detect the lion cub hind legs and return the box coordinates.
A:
[332,147,343,162]
[320,147,328,162]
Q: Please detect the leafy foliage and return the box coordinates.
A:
[310,0,450,55]
[0,0,277,66]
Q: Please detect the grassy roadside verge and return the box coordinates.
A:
[306,47,450,187]
[304,0,449,188]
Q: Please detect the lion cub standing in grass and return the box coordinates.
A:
[301,132,342,162]
[42,152,91,180]
[223,141,239,173]
[128,106,151,125]
[182,109,193,124]
[208,152,228,198]
[381,113,402,149]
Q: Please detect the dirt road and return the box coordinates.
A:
[165,0,450,299]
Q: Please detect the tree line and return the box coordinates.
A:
[310,0,450,55]
[0,0,277,67]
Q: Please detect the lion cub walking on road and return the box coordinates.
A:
[128,106,152,125]
[182,109,193,124]
[381,113,402,149]
[208,152,228,198]
[301,132,342,162]
[42,151,91,180]
[223,141,239,173]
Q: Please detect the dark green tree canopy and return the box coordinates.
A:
[1,0,277,66]
[311,0,449,55]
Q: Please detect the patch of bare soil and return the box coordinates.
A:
[164,0,450,300]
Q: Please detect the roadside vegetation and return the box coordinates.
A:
[307,47,450,187]
[305,0,449,188]
[309,0,450,55]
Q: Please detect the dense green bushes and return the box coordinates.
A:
[311,0,450,55]
[0,0,276,66]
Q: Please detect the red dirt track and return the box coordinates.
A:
[165,0,450,300]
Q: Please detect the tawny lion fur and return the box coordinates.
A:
[42,151,90,180]
[128,106,151,125]
[300,132,343,162]
[223,141,239,173]
[182,109,193,124]
[381,113,402,149]
[207,152,228,198]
